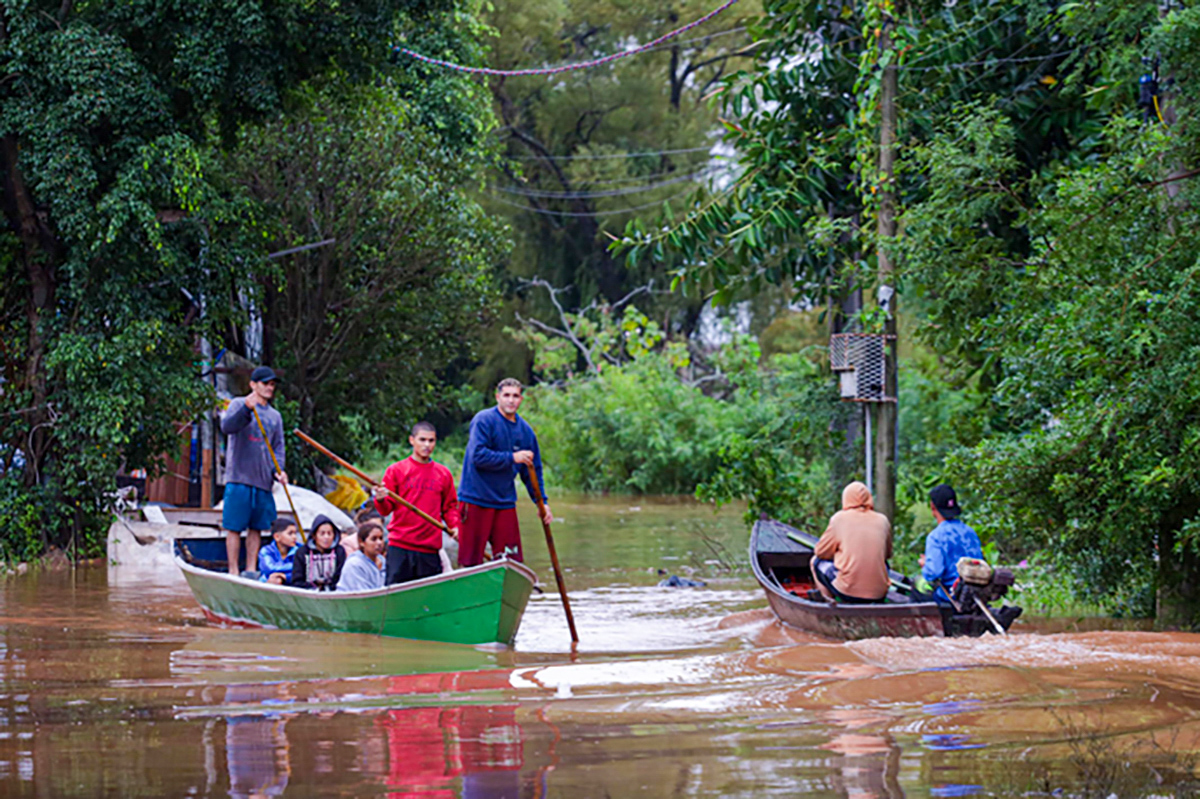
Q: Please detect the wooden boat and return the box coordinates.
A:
[751,517,948,640]
[174,540,537,646]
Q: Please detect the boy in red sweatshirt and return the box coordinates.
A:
[372,422,461,584]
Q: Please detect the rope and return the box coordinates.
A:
[394,0,743,77]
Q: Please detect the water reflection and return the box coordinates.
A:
[223,684,292,798]
[820,709,904,799]
[377,706,523,798]
[6,495,1200,796]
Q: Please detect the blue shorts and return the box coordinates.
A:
[222,482,276,533]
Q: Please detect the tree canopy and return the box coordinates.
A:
[0,0,500,555]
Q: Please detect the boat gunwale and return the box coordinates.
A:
[749,519,942,619]
[173,541,538,600]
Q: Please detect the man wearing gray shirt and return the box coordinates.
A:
[220,366,289,575]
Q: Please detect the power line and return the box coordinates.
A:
[903,13,1017,69]
[501,144,727,161]
[500,164,719,189]
[905,47,1082,72]
[495,165,733,199]
[394,0,743,77]
[486,186,700,217]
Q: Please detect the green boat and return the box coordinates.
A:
[174,540,537,646]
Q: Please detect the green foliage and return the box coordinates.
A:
[758,310,826,359]
[528,352,739,494]
[227,81,505,461]
[906,92,1200,620]
[0,476,59,563]
[613,0,1101,308]
[524,330,847,529]
[695,351,848,532]
[0,0,497,559]
[470,0,763,390]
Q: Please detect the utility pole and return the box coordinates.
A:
[873,8,899,522]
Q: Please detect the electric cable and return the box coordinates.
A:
[486,185,703,217]
[501,145,722,161]
[495,164,734,199]
[394,0,743,76]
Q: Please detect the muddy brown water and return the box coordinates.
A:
[2,495,1198,797]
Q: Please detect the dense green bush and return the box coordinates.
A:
[525,334,849,534]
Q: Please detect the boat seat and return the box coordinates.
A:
[759,551,812,571]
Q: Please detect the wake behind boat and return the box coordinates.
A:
[750,517,1020,640]
[174,540,537,646]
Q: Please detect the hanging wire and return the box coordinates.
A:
[487,186,700,217]
[394,0,743,77]
[495,164,734,199]
[902,13,1016,69]
[904,47,1085,72]
[503,145,722,161]
[501,163,725,189]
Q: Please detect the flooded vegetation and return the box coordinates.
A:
[1,495,1198,797]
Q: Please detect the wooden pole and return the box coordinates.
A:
[873,5,899,523]
[251,405,307,544]
[201,420,213,509]
[293,428,453,536]
[524,464,580,644]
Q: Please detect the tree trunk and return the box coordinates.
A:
[1,135,59,488]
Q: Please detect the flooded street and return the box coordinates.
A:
[2,495,1199,796]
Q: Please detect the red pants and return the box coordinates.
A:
[458,502,523,567]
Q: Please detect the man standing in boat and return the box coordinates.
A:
[457,378,552,566]
[220,366,288,576]
[372,422,461,584]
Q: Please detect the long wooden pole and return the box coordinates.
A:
[873,4,900,523]
[524,464,579,644]
[252,404,307,544]
[293,428,452,536]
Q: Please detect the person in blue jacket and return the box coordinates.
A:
[920,484,984,603]
[258,519,298,585]
[457,378,553,567]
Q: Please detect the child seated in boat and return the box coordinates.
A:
[810,482,892,603]
[341,508,383,555]
[258,519,298,585]
[290,514,347,591]
[336,521,387,591]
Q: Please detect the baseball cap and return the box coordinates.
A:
[930,483,962,519]
[250,366,278,383]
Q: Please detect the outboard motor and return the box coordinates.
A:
[945,557,1022,636]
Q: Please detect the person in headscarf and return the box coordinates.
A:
[290,514,347,591]
[810,482,893,603]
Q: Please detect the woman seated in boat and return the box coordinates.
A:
[290,514,347,591]
[336,521,387,592]
[810,482,892,604]
[258,519,298,585]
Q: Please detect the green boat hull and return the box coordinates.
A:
[175,544,537,646]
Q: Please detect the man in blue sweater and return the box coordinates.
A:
[220,366,289,576]
[920,483,983,603]
[457,378,552,567]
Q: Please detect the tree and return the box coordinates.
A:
[900,23,1200,622]
[0,0,494,555]
[466,0,762,390]
[228,84,506,456]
